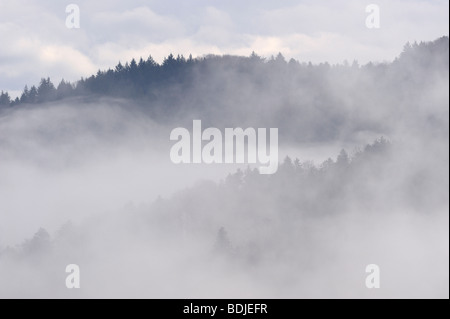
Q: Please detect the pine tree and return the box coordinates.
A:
[28,85,38,103]
[37,77,56,102]
[20,85,30,103]
[0,91,11,106]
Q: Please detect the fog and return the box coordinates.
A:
[0,99,251,244]
[0,38,448,298]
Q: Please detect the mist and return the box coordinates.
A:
[0,37,448,299]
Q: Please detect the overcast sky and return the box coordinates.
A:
[0,0,448,97]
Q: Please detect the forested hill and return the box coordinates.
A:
[1,37,447,108]
[0,37,448,143]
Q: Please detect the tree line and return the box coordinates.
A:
[0,36,447,109]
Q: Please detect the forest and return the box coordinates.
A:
[1,37,448,143]
[0,36,448,298]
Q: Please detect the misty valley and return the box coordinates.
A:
[0,37,448,298]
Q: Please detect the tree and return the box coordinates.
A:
[279,156,295,176]
[176,54,186,63]
[130,58,138,72]
[37,77,56,102]
[22,228,51,255]
[12,97,19,105]
[28,86,38,103]
[138,57,145,68]
[0,91,11,107]
[20,85,30,103]
[163,53,176,69]
[336,149,350,168]
[146,55,157,67]
[275,52,286,64]
[115,61,124,73]
[57,79,74,99]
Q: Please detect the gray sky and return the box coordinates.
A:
[0,0,448,97]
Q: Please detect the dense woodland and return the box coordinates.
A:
[1,37,448,107]
[0,38,447,105]
[0,37,449,107]
[1,135,445,260]
[0,138,394,256]
[1,37,448,145]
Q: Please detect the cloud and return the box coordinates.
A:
[92,6,184,43]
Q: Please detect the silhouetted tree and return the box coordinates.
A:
[20,85,30,104]
[0,36,446,115]
[37,78,56,102]
[28,86,38,103]
[56,79,74,99]
[0,91,11,107]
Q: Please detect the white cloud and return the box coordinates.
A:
[92,6,184,43]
